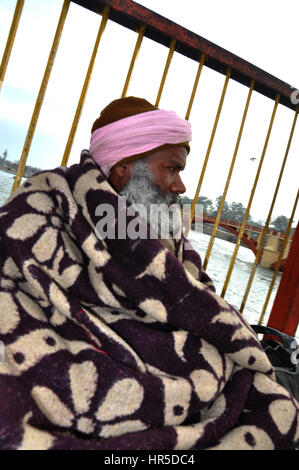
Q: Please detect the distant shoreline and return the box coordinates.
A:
[0,168,17,176]
[0,150,43,176]
[0,166,42,178]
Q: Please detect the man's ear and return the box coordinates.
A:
[108,161,134,192]
[113,163,128,177]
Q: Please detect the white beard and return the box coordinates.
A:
[119,158,183,240]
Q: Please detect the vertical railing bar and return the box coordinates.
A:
[182,53,205,236]
[185,53,205,120]
[203,79,255,271]
[239,106,299,313]
[220,93,281,299]
[185,67,231,237]
[121,24,146,98]
[11,0,70,193]
[0,0,25,93]
[258,188,299,325]
[155,38,176,107]
[61,6,110,167]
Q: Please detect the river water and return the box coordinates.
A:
[0,170,16,207]
[0,169,297,339]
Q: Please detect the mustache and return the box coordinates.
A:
[163,191,181,207]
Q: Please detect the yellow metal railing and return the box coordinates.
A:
[187,67,231,238]
[202,79,255,271]
[239,107,299,314]
[185,53,205,121]
[61,5,110,166]
[10,0,71,192]
[121,24,146,99]
[220,94,281,297]
[1,0,298,331]
[155,38,176,107]
[0,0,24,92]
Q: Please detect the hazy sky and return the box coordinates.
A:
[0,0,298,223]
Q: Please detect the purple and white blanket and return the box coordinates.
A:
[0,151,298,450]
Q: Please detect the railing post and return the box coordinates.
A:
[155,38,176,107]
[185,67,231,239]
[121,24,146,98]
[221,94,280,300]
[267,220,299,337]
[0,0,24,93]
[11,0,70,192]
[61,5,110,166]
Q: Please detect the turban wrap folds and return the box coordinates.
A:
[89,97,192,176]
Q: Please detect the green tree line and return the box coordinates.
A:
[181,194,295,234]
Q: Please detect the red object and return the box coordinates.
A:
[202,216,258,255]
[77,309,109,357]
[267,222,299,337]
[270,258,286,271]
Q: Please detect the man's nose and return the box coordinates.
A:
[171,175,186,194]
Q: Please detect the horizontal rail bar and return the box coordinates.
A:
[201,215,294,236]
[72,0,298,111]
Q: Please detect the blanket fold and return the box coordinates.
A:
[0,151,298,450]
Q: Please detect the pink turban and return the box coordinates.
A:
[89,97,192,176]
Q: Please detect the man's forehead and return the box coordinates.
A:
[147,146,188,166]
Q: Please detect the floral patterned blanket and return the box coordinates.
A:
[0,152,298,450]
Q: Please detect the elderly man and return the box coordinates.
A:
[90,96,190,241]
[0,97,298,451]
